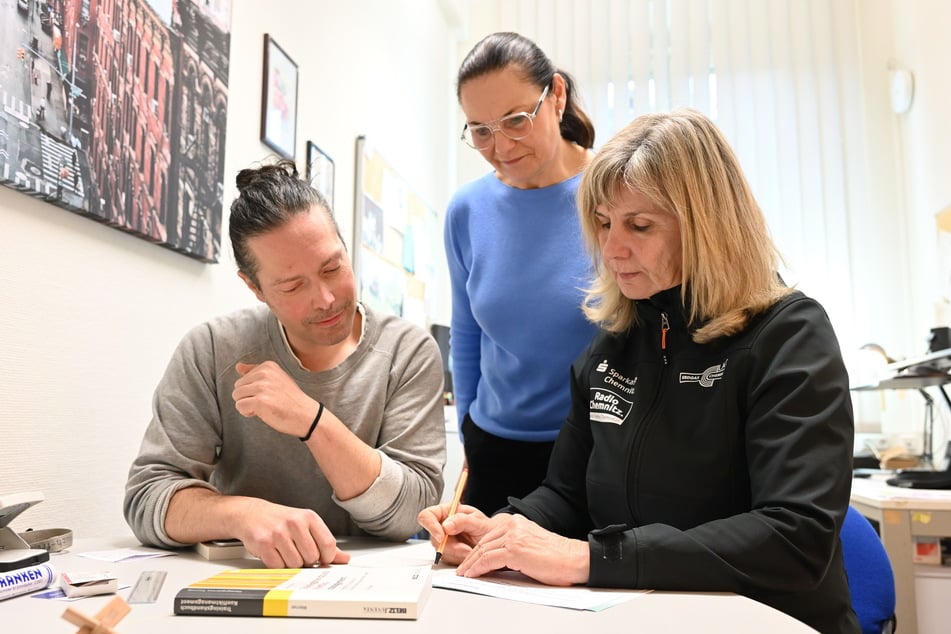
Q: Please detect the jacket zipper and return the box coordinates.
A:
[627,308,672,522]
[660,312,670,365]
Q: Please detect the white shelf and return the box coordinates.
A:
[914,563,951,578]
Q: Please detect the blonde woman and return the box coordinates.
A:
[420,109,858,633]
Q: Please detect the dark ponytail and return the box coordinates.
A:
[457,32,594,149]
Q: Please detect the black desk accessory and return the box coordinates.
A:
[887,441,951,489]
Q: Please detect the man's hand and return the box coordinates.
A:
[234,361,318,437]
[165,489,350,569]
[232,498,350,568]
[233,360,381,502]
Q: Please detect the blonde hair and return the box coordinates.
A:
[577,108,792,343]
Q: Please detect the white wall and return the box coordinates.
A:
[849,0,949,358]
[886,0,951,339]
[0,0,459,538]
[847,0,951,454]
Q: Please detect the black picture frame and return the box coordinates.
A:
[260,34,298,160]
[306,142,335,209]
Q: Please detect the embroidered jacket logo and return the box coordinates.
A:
[679,360,728,388]
[589,388,633,425]
[590,360,636,424]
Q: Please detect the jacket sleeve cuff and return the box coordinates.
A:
[588,524,639,588]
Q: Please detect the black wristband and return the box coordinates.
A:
[299,402,324,441]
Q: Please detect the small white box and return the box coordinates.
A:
[60,571,118,598]
[195,539,246,560]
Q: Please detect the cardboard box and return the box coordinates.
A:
[60,572,118,598]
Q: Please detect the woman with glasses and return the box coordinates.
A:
[444,32,597,515]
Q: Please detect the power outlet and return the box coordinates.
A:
[857,434,890,453]
[871,435,890,451]
[891,433,920,455]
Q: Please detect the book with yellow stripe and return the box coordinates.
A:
[173,565,432,619]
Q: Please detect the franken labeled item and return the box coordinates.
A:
[0,561,58,601]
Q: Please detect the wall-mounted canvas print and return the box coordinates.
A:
[260,34,297,160]
[0,0,233,263]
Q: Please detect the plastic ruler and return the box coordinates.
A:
[127,570,167,603]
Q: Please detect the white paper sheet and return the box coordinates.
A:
[432,568,648,611]
[79,548,175,563]
[347,539,647,611]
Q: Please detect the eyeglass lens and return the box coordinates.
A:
[464,115,533,148]
[462,84,550,149]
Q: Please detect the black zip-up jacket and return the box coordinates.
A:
[508,287,860,633]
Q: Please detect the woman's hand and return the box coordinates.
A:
[455,513,590,586]
[417,503,489,565]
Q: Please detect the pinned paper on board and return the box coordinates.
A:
[352,136,440,328]
[937,206,951,325]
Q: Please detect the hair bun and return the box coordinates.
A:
[235,159,300,193]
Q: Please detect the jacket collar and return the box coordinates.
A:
[634,286,689,327]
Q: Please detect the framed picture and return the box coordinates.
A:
[306,142,335,208]
[260,34,298,159]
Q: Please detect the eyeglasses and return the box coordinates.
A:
[460,84,550,149]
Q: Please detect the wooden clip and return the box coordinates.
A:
[61,595,131,634]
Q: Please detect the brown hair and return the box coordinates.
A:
[457,32,595,149]
[229,159,340,285]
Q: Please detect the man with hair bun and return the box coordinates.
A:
[125,159,446,568]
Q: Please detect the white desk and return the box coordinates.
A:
[850,476,951,634]
[0,536,817,633]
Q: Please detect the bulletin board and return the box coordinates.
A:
[352,136,440,327]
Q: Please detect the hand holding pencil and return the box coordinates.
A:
[433,466,468,565]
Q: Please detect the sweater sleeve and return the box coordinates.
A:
[123,324,222,548]
[444,199,480,429]
[501,350,596,539]
[333,329,447,540]
[588,298,854,595]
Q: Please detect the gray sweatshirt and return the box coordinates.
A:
[124,304,446,547]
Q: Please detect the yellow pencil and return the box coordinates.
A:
[434,466,469,565]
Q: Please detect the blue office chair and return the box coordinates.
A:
[841,505,897,634]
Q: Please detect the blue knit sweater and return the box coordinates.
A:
[444,171,598,442]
